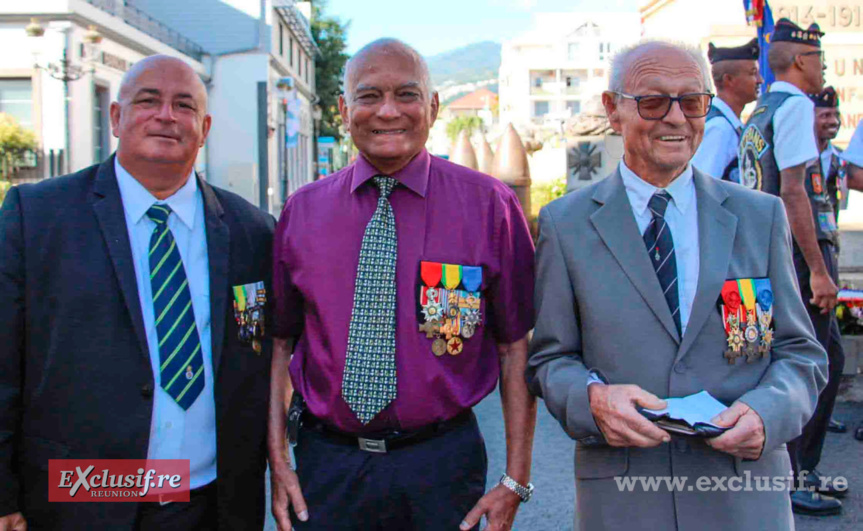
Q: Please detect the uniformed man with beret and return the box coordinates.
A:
[810,87,849,436]
[692,38,762,182]
[738,19,844,516]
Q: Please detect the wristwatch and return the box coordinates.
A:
[499,474,534,503]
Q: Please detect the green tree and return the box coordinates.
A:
[445,115,484,143]
[0,113,37,181]
[311,0,349,139]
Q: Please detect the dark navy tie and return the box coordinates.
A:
[147,205,205,410]
[643,191,681,335]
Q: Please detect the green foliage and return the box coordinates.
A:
[0,113,37,180]
[445,115,484,143]
[0,180,11,204]
[530,176,567,219]
[311,0,350,139]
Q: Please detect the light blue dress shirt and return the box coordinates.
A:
[115,159,217,490]
[770,81,819,171]
[692,97,742,179]
[620,160,701,336]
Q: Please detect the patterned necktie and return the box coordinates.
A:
[643,191,682,335]
[147,205,205,410]
[342,176,398,424]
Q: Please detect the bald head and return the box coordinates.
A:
[609,40,712,94]
[119,55,207,109]
[343,39,433,102]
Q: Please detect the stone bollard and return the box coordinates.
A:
[491,123,532,220]
[449,130,478,170]
[477,134,495,175]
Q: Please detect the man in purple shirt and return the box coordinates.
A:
[267,39,536,531]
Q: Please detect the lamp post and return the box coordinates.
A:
[25,19,102,175]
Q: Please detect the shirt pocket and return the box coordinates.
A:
[416,260,485,356]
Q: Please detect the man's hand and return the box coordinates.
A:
[0,512,26,531]
[706,401,765,459]
[459,484,521,531]
[270,458,308,531]
[809,271,838,314]
[588,384,670,447]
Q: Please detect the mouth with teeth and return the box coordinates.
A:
[372,129,407,135]
[658,135,687,143]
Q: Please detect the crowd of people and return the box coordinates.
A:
[0,13,857,531]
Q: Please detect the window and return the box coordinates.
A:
[533,77,542,88]
[299,51,302,78]
[289,37,294,66]
[567,42,579,61]
[534,101,549,117]
[0,79,33,129]
[279,24,284,56]
[566,101,581,115]
[305,58,310,83]
[565,76,580,88]
[93,85,110,163]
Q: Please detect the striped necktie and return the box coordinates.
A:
[341,176,399,424]
[147,205,205,410]
[643,191,682,335]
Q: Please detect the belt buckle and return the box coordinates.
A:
[357,437,387,453]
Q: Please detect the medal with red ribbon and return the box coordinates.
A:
[721,280,745,364]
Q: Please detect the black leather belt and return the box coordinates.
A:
[302,410,473,453]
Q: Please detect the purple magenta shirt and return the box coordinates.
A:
[273,149,535,433]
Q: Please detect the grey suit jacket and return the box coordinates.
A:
[526,168,827,531]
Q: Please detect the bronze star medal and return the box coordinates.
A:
[447,337,464,355]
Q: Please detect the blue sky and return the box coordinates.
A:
[325,0,638,56]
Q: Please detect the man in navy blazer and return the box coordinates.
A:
[0,55,273,530]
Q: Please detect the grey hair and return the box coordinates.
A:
[342,38,434,103]
[608,40,713,94]
[767,42,797,74]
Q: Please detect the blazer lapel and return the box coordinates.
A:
[91,155,150,361]
[676,170,738,362]
[590,170,681,343]
[200,178,230,374]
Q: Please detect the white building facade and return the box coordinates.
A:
[498,12,641,130]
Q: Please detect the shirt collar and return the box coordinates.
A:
[350,149,430,197]
[769,81,808,98]
[713,96,743,129]
[114,157,198,229]
[619,159,695,217]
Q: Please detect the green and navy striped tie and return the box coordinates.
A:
[147,205,205,410]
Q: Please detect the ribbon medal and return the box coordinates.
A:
[232,281,267,353]
[737,279,762,363]
[721,280,745,364]
[753,278,774,358]
[417,261,483,356]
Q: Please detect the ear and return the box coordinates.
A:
[429,91,440,126]
[601,91,622,133]
[200,114,212,147]
[338,94,350,130]
[109,102,121,138]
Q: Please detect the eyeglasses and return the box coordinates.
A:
[798,50,826,65]
[613,92,715,120]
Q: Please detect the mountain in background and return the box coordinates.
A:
[426,41,501,87]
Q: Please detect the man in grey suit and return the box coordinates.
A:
[526,41,827,530]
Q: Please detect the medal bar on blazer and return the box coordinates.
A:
[737,279,761,363]
[721,280,745,364]
[417,261,483,356]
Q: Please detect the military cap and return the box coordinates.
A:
[707,38,760,64]
[772,18,823,47]
[810,86,838,108]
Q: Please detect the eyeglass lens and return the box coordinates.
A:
[637,94,711,119]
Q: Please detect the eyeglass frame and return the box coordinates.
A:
[798,50,826,65]
[611,91,716,121]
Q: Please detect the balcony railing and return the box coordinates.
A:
[85,0,205,61]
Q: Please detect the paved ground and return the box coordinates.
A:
[265,387,863,530]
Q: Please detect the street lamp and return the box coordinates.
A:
[25,19,102,174]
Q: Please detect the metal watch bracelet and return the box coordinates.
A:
[499,474,534,503]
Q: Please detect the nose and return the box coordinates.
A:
[662,98,687,126]
[155,101,176,122]
[757,72,764,84]
[376,94,400,119]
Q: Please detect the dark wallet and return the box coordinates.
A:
[637,407,730,438]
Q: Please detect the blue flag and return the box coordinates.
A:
[743,0,775,93]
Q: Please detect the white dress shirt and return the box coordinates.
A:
[770,81,820,171]
[115,159,217,489]
[620,160,700,336]
[692,97,742,179]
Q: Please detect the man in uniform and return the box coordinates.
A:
[812,88,847,225]
[268,39,537,531]
[737,19,844,515]
[692,38,762,182]
[526,40,826,530]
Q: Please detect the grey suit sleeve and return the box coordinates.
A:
[526,206,602,441]
[737,197,828,453]
[0,188,23,516]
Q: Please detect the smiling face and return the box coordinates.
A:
[604,44,707,186]
[110,56,211,172]
[814,107,840,143]
[339,44,439,174]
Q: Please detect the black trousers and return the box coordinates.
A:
[789,241,845,477]
[135,481,217,531]
[290,411,487,530]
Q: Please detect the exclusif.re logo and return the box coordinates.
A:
[49,459,191,503]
